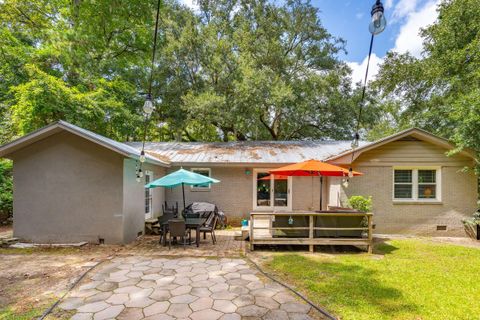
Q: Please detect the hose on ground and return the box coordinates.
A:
[37,258,106,320]
[245,255,337,320]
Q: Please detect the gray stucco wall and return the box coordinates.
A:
[12,132,125,244]
[122,160,166,243]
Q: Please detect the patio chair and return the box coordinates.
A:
[163,201,179,218]
[200,215,218,244]
[167,219,191,250]
[158,202,179,244]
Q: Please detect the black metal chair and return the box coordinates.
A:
[167,219,191,250]
[200,215,218,244]
[158,202,179,244]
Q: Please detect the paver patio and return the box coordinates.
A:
[59,256,316,320]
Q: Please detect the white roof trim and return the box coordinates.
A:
[0,121,170,167]
[327,127,477,163]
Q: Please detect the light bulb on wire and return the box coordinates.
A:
[143,94,155,116]
[369,0,387,35]
[140,150,146,163]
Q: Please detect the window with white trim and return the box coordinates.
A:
[191,168,211,191]
[393,168,440,201]
[145,171,153,218]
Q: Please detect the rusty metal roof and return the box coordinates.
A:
[126,140,368,165]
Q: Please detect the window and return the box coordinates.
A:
[145,171,153,218]
[191,168,211,191]
[393,168,440,201]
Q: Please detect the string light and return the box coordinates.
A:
[349,0,387,175]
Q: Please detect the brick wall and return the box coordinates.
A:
[341,166,478,236]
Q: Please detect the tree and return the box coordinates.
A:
[372,0,480,159]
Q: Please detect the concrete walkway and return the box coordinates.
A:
[59,256,314,320]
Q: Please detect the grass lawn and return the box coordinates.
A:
[263,239,480,320]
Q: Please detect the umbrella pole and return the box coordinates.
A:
[182,182,186,213]
[319,176,323,211]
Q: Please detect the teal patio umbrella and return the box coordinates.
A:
[145,168,220,210]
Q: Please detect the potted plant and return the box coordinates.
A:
[462,210,480,240]
[348,196,373,238]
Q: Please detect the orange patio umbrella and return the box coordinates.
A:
[270,159,362,210]
[258,174,289,180]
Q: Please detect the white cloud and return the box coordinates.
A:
[393,0,439,57]
[384,0,394,10]
[356,12,364,20]
[392,0,419,20]
[180,0,199,11]
[347,53,384,85]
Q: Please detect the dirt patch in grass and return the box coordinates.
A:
[0,245,115,319]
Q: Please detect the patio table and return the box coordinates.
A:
[161,218,207,247]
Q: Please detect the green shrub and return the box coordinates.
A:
[348,195,372,212]
[0,159,13,222]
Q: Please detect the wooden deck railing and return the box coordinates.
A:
[249,211,373,253]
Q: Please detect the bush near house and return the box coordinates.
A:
[0,159,13,224]
[348,195,373,212]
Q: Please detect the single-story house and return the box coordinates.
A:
[0,120,477,244]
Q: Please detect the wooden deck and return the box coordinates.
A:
[249,211,373,253]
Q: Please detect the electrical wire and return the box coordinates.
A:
[141,0,162,157]
[350,32,375,166]
[37,259,105,320]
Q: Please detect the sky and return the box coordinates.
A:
[180,0,441,84]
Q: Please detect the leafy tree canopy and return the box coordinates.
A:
[0,0,368,143]
[371,0,480,159]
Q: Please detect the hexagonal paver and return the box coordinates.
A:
[232,294,255,307]
[166,303,192,318]
[219,313,241,320]
[93,305,124,320]
[170,294,198,304]
[96,282,118,292]
[106,293,129,305]
[255,296,280,309]
[144,301,170,316]
[71,313,93,320]
[77,301,110,313]
[288,313,313,320]
[171,285,192,295]
[210,283,229,293]
[63,256,314,320]
[190,309,224,320]
[117,307,144,320]
[190,297,214,311]
[213,299,237,313]
[191,287,212,297]
[237,305,268,317]
[264,309,289,320]
[58,297,84,310]
[280,302,311,314]
[150,289,171,301]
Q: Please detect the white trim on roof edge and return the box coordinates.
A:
[326,127,477,164]
[0,121,170,167]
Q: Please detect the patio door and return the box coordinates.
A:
[145,171,153,219]
[253,169,292,211]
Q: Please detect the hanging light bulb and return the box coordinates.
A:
[348,167,354,178]
[143,94,155,116]
[342,179,349,188]
[136,175,141,183]
[140,150,146,163]
[138,168,144,178]
[288,216,294,225]
[369,0,387,35]
[351,132,360,149]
